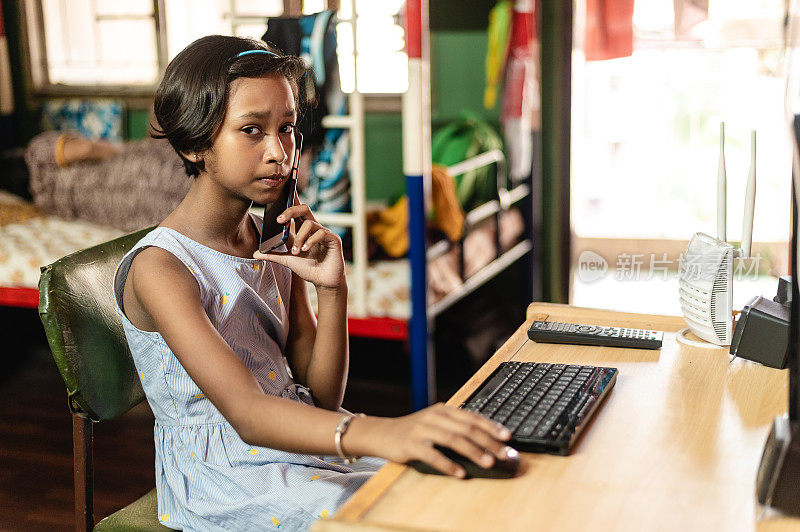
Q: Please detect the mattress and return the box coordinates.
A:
[0,191,411,319]
[0,190,522,323]
[0,191,123,287]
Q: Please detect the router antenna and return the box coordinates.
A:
[717,122,727,241]
[741,129,757,258]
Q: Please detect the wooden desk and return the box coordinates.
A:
[315,303,797,531]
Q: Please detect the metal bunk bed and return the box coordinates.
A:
[404,0,534,410]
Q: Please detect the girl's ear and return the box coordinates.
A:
[181,151,203,163]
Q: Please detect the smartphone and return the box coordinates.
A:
[259,132,303,253]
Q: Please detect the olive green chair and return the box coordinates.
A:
[38,226,168,532]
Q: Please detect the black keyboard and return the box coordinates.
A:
[461,361,618,455]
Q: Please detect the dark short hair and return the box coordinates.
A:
[152,35,311,177]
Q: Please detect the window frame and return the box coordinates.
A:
[20,0,403,111]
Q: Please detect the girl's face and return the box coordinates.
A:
[201,73,298,205]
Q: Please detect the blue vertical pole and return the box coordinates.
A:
[404,0,433,410]
[407,172,430,411]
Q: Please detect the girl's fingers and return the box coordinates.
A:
[419,443,466,478]
[418,425,491,471]
[444,407,512,442]
[299,229,328,252]
[291,220,318,253]
[277,203,316,224]
[424,413,510,460]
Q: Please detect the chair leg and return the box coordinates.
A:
[72,413,94,532]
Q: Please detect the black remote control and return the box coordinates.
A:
[527,321,663,349]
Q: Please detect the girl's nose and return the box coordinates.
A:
[263,136,288,164]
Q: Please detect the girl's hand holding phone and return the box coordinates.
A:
[253,196,345,290]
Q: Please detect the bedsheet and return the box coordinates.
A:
[0,191,123,287]
[0,191,523,322]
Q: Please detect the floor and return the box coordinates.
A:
[0,268,525,531]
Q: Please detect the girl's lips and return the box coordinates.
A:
[257,175,284,187]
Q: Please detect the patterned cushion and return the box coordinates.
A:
[40,98,124,142]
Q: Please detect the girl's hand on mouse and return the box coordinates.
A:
[372,403,513,478]
[253,201,345,290]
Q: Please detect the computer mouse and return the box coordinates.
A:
[406,444,520,479]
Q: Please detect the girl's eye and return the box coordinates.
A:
[242,126,262,135]
[280,123,296,134]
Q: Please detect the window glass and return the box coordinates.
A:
[32,0,406,94]
[41,0,158,85]
[570,0,793,313]
[572,0,792,243]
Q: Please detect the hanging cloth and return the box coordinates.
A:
[367,165,465,258]
[484,1,513,110]
[584,0,635,61]
[500,0,539,183]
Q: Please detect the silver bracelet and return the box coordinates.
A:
[334,413,365,464]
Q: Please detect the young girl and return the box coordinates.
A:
[113,35,513,531]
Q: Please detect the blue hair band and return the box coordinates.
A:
[236,49,279,59]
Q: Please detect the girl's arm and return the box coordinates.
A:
[130,247,513,477]
[259,202,351,411]
[283,269,349,411]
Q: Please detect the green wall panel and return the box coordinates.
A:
[364,113,403,201]
[126,109,151,140]
[431,31,499,126]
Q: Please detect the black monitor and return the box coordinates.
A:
[791,114,800,422]
[754,115,800,514]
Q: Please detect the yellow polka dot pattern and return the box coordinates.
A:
[160,514,170,522]
[220,292,229,305]
[268,370,277,381]
[320,509,329,518]
[139,370,144,381]
[248,448,259,455]
[311,475,320,481]
[254,263,260,271]
[271,516,280,526]
[193,393,205,399]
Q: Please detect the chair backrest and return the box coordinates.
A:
[39,227,154,421]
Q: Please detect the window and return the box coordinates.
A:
[307,0,406,93]
[28,0,163,88]
[163,0,284,61]
[24,0,406,94]
[570,0,792,314]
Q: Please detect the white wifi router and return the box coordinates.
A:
[679,232,734,344]
[678,123,757,346]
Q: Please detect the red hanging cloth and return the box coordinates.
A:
[584,0,635,61]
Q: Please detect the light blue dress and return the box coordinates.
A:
[112,215,385,531]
